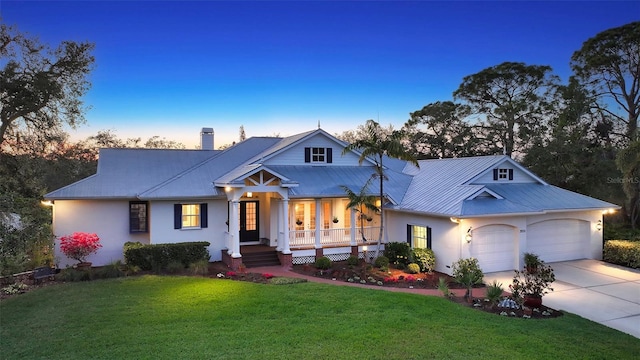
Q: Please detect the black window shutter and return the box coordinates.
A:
[508,169,514,180]
[174,204,182,229]
[427,227,432,249]
[327,148,333,163]
[406,224,412,247]
[493,169,498,180]
[304,147,311,163]
[200,203,208,228]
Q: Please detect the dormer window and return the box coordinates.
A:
[312,147,325,162]
[493,168,514,181]
[304,147,333,164]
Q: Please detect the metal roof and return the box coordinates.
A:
[267,165,412,204]
[45,131,619,218]
[394,155,617,217]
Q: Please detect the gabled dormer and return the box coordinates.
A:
[262,128,372,167]
[466,156,547,185]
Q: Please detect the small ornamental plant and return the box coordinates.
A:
[262,273,274,279]
[59,232,102,264]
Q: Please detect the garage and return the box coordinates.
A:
[527,219,589,262]
[470,225,517,273]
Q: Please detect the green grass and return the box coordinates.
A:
[1,276,638,359]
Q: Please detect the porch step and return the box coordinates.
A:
[242,250,281,268]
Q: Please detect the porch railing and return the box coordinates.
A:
[288,227,380,249]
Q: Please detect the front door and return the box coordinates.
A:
[240,201,259,243]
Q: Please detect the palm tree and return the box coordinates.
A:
[340,178,378,246]
[342,120,419,258]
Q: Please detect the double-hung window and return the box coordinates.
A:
[174,203,208,229]
[407,224,431,249]
[129,201,148,233]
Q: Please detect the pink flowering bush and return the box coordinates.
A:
[225,271,237,277]
[405,275,417,283]
[59,232,102,263]
[383,276,398,283]
[262,273,274,279]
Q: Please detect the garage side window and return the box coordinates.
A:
[407,225,431,249]
[129,201,148,233]
[174,203,208,229]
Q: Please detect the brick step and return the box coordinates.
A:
[242,251,281,268]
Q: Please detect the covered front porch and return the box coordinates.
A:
[215,167,383,270]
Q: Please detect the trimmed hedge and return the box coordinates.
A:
[603,240,640,269]
[124,242,210,271]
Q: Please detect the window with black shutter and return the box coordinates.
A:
[129,201,148,233]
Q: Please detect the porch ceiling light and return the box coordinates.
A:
[465,227,472,243]
[40,200,54,207]
[450,217,460,224]
[596,220,602,231]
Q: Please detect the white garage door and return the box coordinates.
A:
[527,219,589,262]
[470,225,517,273]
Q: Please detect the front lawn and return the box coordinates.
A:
[1,276,638,359]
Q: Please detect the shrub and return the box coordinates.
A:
[166,261,185,274]
[411,248,435,273]
[374,255,389,269]
[93,261,125,279]
[347,255,360,266]
[189,259,209,276]
[603,240,640,269]
[510,261,555,301]
[451,258,484,301]
[315,256,332,270]
[384,242,411,266]
[485,280,504,305]
[123,242,210,271]
[1,282,28,295]
[59,232,102,263]
[405,263,420,274]
[437,277,450,297]
[56,268,91,282]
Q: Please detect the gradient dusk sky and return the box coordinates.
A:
[2,1,639,148]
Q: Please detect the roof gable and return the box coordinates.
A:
[396,155,616,217]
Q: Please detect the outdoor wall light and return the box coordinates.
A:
[247,192,253,198]
[40,200,54,207]
[450,217,460,223]
[596,220,602,231]
[465,227,472,243]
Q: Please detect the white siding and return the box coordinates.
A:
[149,200,228,261]
[53,200,149,267]
[264,133,363,166]
[385,210,460,275]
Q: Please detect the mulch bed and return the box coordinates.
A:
[290,260,563,319]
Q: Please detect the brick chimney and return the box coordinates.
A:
[200,128,214,150]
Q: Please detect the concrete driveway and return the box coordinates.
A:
[484,259,640,339]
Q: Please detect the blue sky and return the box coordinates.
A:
[3,1,639,148]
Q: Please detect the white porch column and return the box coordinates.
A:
[315,199,322,249]
[282,198,291,254]
[230,200,241,258]
[350,208,357,245]
[276,199,283,252]
[227,201,233,255]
